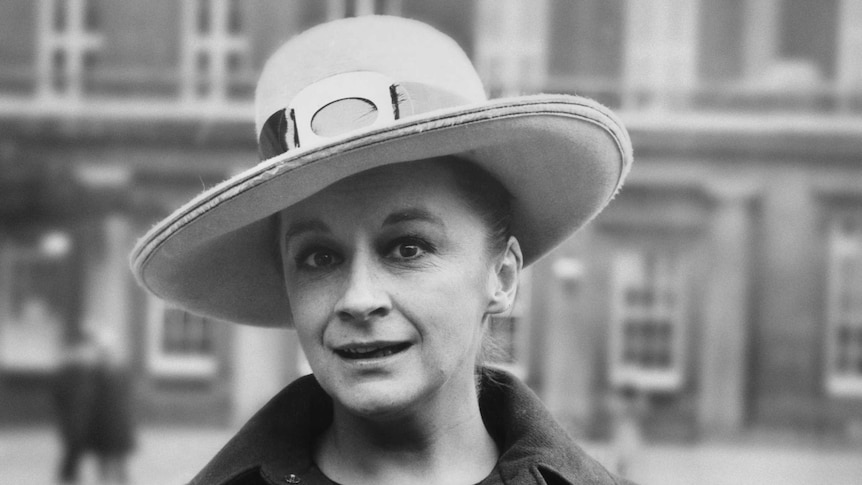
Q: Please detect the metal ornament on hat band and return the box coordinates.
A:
[258,71,400,160]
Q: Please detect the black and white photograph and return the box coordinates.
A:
[1,1,861,484]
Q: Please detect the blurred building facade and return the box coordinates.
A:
[1,0,861,444]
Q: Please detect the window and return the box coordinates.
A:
[147,296,218,378]
[838,0,862,107]
[325,0,402,20]
[545,0,624,104]
[623,0,700,110]
[485,269,532,379]
[609,251,688,391]
[0,231,72,371]
[36,0,103,98]
[778,0,837,81]
[474,0,549,96]
[825,212,862,396]
[733,0,837,109]
[180,0,250,101]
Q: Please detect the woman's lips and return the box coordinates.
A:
[334,342,412,360]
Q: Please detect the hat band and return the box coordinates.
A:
[258,71,473,161]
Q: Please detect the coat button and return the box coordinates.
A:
[284,474,301,484]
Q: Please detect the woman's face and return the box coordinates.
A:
[278,160,515,420]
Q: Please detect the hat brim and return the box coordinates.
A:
[131,94,632,326]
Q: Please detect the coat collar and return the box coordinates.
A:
[477,370,628,484]
[190,368,627,485]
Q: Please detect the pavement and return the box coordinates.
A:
[1,426,861,484]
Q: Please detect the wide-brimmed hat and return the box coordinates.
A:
[131,15,633,327]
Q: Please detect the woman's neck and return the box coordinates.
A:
[314,382,499,485]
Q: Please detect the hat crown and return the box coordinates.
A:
[254,15,487,136]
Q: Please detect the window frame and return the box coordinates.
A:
[608,249,689,392]
[180,0,251,101]
[146,296,218,379]
[623,0,701,109]
[325,0,403,20]
[474,0,549,97]
[824,210,862,397]
[36,0,104,98]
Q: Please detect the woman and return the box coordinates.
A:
[132,15,634,485]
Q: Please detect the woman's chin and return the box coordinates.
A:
[332,380,422,420]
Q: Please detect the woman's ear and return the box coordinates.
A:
[486,236,523,315]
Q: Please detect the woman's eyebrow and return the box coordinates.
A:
[283,219,330,244]
[382,208,445,228]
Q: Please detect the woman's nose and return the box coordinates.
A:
[334,254,391,323]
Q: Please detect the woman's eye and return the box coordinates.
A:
[387,238,432,260]
[397,243,422,259]
[298,249,342,269]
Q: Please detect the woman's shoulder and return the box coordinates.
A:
[478,368,638,485]
[188,374,333,485]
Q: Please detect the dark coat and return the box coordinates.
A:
[54,361,100,447]
[189,368,636,485]
[90,365,136,455]
[54,361,136,455]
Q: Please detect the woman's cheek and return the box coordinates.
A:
[288,284,332,332]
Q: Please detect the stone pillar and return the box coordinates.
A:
[539,229,596,435]
[756,171,820,424]
[80,215,134,362]
[698,184,756,435]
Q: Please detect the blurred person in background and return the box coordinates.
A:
[90,331,136,484]
[54,328,136,484]
[54,331,101,484]
[608,385,647,479]
[131,15,633,485]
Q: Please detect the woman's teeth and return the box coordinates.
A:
[337,343,410,360]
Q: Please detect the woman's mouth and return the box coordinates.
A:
[335,342,412,360]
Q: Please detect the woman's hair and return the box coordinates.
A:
[438,157,514,256]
